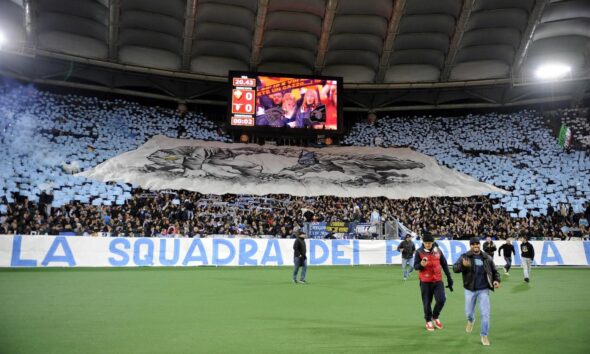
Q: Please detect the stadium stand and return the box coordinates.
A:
[342,110,590,217]
[0,81,229,209]
[1,81,588,239]
[554,106,590,149]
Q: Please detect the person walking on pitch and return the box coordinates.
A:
[293,231,307,284]
[414,234,453,331]
[520,237,535,283]
[482,236,497,259]
[498,238,515,275]
[453,237,501,346]
[397,234,416,280]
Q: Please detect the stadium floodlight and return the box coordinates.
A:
[534,63,571,80]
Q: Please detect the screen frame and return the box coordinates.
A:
[227,70,344,134]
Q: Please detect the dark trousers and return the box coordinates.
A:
[293,257,307,281]
[419,281,446,321]
[504,257,512,272]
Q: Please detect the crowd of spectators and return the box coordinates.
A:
[0,80,228,208]
[552,106,590,149]
[1,80,589,240]
[2,189,588,240]
[342,109,590,217]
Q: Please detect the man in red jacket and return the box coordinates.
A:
[414,234,454,331]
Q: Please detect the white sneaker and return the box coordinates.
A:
[481,336,490,346]
[466,321,474,333]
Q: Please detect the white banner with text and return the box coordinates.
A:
[0,236,588,267]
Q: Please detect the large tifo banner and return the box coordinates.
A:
[79,136,502,198]
[1,236,589,267]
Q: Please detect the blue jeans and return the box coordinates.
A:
[465,289,490,336]
[503,257,512,272]
[401,257,414,279]
[293,257,307,281]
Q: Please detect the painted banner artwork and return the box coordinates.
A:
[80,136,503,198]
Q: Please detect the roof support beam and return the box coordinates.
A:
[314,0,339,75]
[6,47,541,88]
[375,92,410,108]
[22,0,37,50]
[182,0,198,70]
[513,0,549,76]
[146,77,178,97]
[249,0,269,71]
[440,0,475,81]
[343,94,585,112]
[343,94,369,109]
[108,0,121,60]
[571,78,590,105]
[0,69,227,105]
[508,90,534,103]
[375,0,406,83]
[500,86,510,104]
[465,90,498,104]
[188,86,225,99]
[40,69,72,80]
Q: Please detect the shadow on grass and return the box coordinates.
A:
[296,320,477,354]
[511,282,530,293]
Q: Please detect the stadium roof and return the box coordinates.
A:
[0,0,589,111]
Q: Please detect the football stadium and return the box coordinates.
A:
[0,1,589,353]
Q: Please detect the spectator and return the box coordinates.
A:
[292,231,307,284]
[453,237,501,346]
[414,234,453,331]
[397,234,416,280]
[520,237,535,283]
[498,239,515,275]
[482,237,497,258]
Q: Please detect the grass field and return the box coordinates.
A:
[1,266,589,354]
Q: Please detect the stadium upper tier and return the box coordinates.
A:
[1,0,588,85]
[1,0,589,114]
[0,81,588,218]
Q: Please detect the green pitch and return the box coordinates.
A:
[0,266,588,354]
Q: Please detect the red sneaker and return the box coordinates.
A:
[433,318,443,329]
[425,321,435,331]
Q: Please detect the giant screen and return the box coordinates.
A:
[228,71,342,131]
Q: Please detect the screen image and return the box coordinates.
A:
[229,72,341,131]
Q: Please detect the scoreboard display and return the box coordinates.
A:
[230,75,257,127]
[228,71,343,132]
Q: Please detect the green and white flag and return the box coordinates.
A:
[565,126,573,149]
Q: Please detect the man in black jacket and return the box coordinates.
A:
[482,236,497,259]
[453,237,501,346]
[520,236,535,283]
[498,238,515,275]
[397,234,416,280]
[293,231,307,284]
